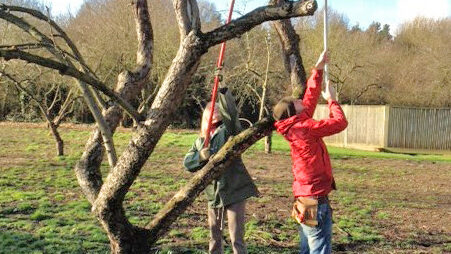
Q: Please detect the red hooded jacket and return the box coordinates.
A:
[274,69,348,197]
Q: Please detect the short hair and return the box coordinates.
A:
[273,96,297,121]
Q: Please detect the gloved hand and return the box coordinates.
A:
[199,147,211,162]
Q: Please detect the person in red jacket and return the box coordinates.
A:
[273,51,348,254]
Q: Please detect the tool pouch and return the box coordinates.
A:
[291,197,318,227]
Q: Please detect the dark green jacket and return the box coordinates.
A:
[183,89,259,208]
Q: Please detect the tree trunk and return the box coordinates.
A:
[0,89,6,118]
[75,0,153,204]
[265,134,272,153]
[270,0,307,99]
[49,122,64,156]
[99,207,151,254]
[78,82,118,166]
[92,34,205,248]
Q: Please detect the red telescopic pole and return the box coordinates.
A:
[204,0,235,148]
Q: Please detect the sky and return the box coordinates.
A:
[41,0,451,33]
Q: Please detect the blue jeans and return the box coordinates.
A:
[299,202,332,254]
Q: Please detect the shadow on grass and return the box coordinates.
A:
[0,229,109,254]
[0,230,46,254]
[333,240,376,252]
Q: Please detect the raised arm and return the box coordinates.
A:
[218,87,242,136]
[305,101,348,137]
[307,82,348,137]
[302,51,328,118]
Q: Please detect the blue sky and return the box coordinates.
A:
[41,0,451,33]
[215,0,451,33]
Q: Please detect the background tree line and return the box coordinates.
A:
[1,0,450,128]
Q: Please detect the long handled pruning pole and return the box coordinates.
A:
[204,0,236,148]
[324,0,329,85]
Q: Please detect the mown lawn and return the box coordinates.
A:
[0,122,449,253]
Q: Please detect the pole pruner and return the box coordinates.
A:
[203,0,236,148]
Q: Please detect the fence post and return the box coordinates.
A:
[343,105,348,148]
[383,105,390,148]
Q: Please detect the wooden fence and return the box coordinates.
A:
[313,105,451,151]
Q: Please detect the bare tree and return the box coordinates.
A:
[0,0,318,252]
[0,69,76,155]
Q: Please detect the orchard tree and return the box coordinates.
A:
[0,68,76,155]
[0,0,317,253]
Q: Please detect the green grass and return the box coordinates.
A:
[167,131,451,162]
[0,123,449,253]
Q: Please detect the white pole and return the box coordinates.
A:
[323,0,329,84]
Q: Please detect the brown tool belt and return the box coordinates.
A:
[291,196,328,227]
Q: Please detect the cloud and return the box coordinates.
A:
[390,0,449,33]
[41,0,85,16]
[397,0,450,21]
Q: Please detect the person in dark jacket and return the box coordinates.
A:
[184,86,258,254]
[273,51,348,254]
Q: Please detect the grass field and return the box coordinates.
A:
[0,122,450,253]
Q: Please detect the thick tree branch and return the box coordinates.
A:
[146,118,274,244]
[203,0,317,48]
[273,19,306,97]
[0,42,52,50]
[173,0,201,40]
[0,49,141,122]
[75,0,154,204]
[269,0,307,98]
[91,33,205,239]
[0,4,95,75]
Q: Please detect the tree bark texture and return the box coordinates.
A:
[75,0,153,205]
[270,0,307,99]
[92,33,205,253]
[265,134,272,154]
[49,122,64,156]
[203,0,317,48]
